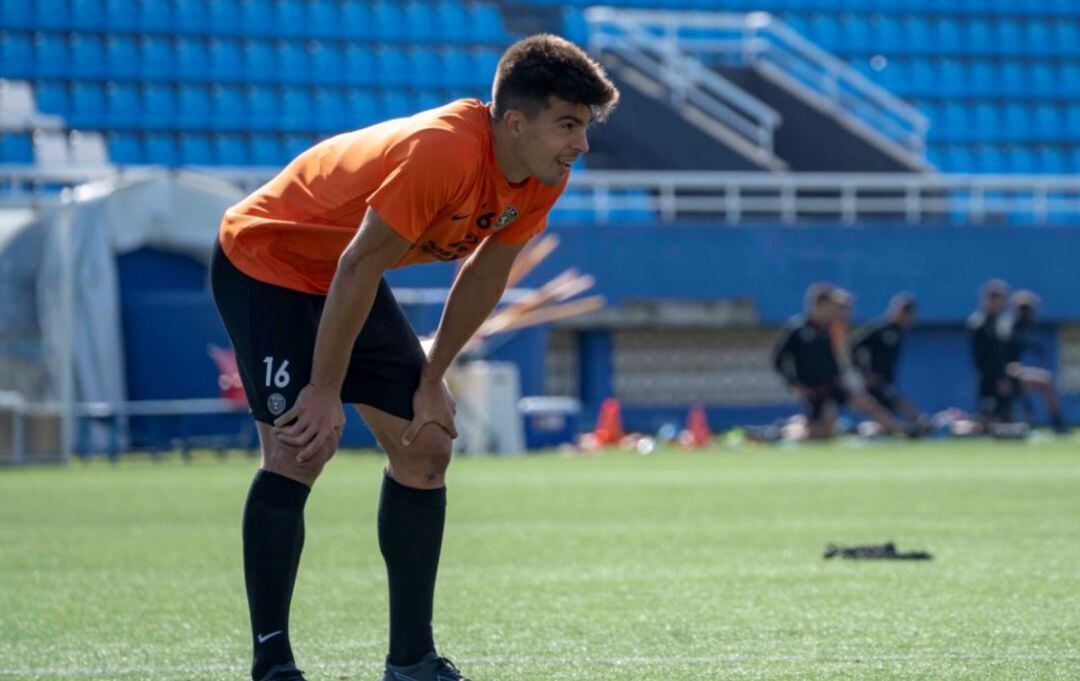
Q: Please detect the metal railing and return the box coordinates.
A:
[585,8,928,161]
[2,165,1078,226]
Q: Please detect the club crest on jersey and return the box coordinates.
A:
[267,393,287,416]
[494,205,519,231]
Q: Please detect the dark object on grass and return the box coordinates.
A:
[823,542,932,560]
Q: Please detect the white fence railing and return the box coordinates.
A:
[2,165,1079,226]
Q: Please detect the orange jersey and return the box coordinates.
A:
[219,99,568,294]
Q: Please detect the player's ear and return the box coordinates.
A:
[504,109,526,137]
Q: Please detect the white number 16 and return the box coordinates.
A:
[262,356,291,388]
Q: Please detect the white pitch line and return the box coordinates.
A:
[4,653,1080,677]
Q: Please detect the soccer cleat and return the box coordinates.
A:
[382,652,471,681]
[258,662,307,681]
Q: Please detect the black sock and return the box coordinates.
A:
[378,470,447,667]
[244,469,311,680]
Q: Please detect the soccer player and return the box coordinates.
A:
[967,279,1013,426]
[849,292,927,427]
[210,35,619,681]
[1000,290,1068,433]
[773,284,906,439]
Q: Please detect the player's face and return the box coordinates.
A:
[986,293,1006,315]
[519,98,593,185]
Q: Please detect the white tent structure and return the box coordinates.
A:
[0,171,244,461]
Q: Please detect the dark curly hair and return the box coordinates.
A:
[492,34,620,123]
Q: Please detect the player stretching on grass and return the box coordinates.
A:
[210,35,619,681]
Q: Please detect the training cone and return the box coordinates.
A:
[593,398,625,446]
[680,404,712,448]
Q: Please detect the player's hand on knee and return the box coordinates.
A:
[273,383,345,463]
[402,374,458,446]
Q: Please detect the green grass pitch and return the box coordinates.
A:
[2,439,1079,680]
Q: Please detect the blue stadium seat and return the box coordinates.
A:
[0,0,32,30]
[142,83,177,129]
[245,86,280,131]
[1002,103,1032,142]
[998,61,1025,98]
[213,133,248,164]
[178,132,213,164]
[1009,145,1038,173]
[1058,62,1080,100]
[343,45,376,87]
[280,85,312,132]
[207,0,242,36]
[968,60,995,98]
[1069,146,1080,173]
[178,84,211,129]
[935,18,962,54]
[0,133,34,163]
[176,0,208,35]
[145,132,178,164]
[104,0,138,32]
[139,37,176,81]
[870,16,902,53]
[70,34,105,79]
[807,15,841,52]
[176,37,208,81]
[971,103,1001,143]
[1037,145,1066,174]
[35,33,70,79]
[209,38,243,82]
[36,0,73,31]
[562,7,589,47]
[313,87,346,132]
[210,84,245,130]
[1029,62,1055,99]
[410,48,442,89]
[964,19,992,57]
[341,2,373,41]
[240,40,274,84]
[277,41,312,85]
[405,2,438,44]
[996,19,1023,56]
[443,47,472,89]
[310,42,343,85]
[1033,104,1062,142]
[249,133,283,165]
[939,59,966,98]
[469,3,507,44]
[35,81,70,117]
[105,35,138,80]
[472,48,500,88]
[939,102,969,142]
[908,59,936,98]
[105,81,140,128]
[375,46,410,87]
[71,0,104,31]
[1066,106,1080,142]
[345,89,380,128]
[438,0,470,44]
[905,17,933,56]
[107,132,142,163]
[69,82,107,129]
[373,1,406,42]
[381,91,412,120]
[1026,21,1053,58]
[275,0,307,38]
[977,144,1006,173]
[841,16,873,54]
[1053,21,1079,57]
[0,32,33,78]
[309,0,340,39]
[240,0,274,37]
[139,0,173,34]
[283,133,313,161]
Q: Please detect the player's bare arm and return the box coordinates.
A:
[402,237,528,447]
[273,209,412,463]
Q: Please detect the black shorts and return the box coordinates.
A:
[804,384,850,421]
[209,241,424,424]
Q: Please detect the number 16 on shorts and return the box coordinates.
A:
[263,356,291,416]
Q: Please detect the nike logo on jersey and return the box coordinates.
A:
[257,630,283,644]
[451,214,469,220]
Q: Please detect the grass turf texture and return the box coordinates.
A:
[1,439,1078,680]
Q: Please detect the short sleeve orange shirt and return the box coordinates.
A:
[219,99,568,294]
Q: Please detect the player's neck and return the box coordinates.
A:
[490,117,531,184]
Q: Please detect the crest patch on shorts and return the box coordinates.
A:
[267,393,287,416]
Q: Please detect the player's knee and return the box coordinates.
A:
[393,426,453,486]
[260,438,325,486]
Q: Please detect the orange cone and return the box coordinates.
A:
[593,397,625,446]
[680,404,712,448]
